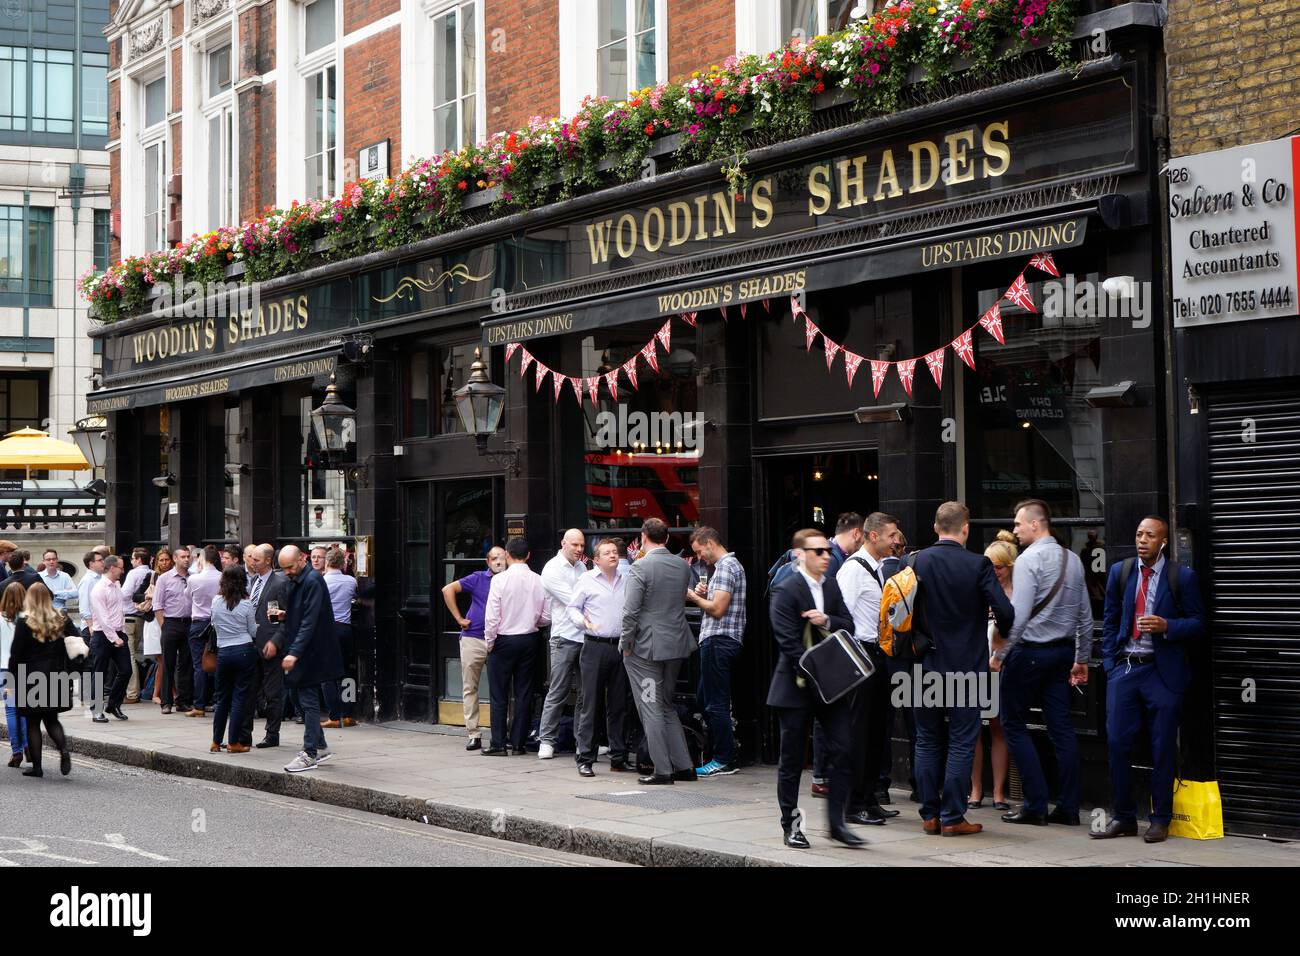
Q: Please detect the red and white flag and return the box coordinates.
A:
[790,294,804,318]
[604,369,620,402]
[586,376,601,405]
[870,359,891,399]
[740,302,748,319]
[518,348,534,377]
[1002,273,1037,313]
[570,375,584,405]
[952,328,976,370]
[1028,252,1060,277]
[763,298,771,312]
[978,302,1005,344]
[843,350,864,388]
[552,373,566,403]
[896,358,917,397]
[824,337,841,371]
[622,356,639,390]
[504,342,519,364]
[641,342,660,374]
[924,347,945,388]
[534,361,550,392]
[679,311,698,327]
[656,321,672,353]
[804,317,819,351]
[719,306,727,321]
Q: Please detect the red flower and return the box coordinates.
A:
[727,104,738,114]
[813,82,825,93]
[885,36,896,47]
[458,180,468,190]
[714,90,725,101]
[645,122,655,135]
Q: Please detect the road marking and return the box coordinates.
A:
[0,838,99,866]
[35,833,172,861]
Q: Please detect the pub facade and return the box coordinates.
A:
[90,5,1178,807]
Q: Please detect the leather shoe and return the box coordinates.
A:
[1090,818,1138,840]
[810,782,829,798]
[942,820,984,837]
[829,826,867,848]
[869,803,899,818]
[481,747,510,756]
[108,707,128,721]
[227,743,250,754]
[510,747,528,756]
[845,810,887,826]
[922,818,941,835]
[254,737,279,749]
[609,760,631,772]
[1143,822,1169,844]
[783,828,810,849]
[1002,808,1048,825]
[465,739,482,751]
[321,719,342,729]
[637,773,674,785]
[1047,807,1080,826]
[578,763,595,778]
[92,714,109,723]
[672,768,698,782]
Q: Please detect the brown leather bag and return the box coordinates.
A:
[201,624,218,674]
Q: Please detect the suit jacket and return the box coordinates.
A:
[911,539,1014,675]
[620,546,695,661]
[1101,560,1205,694]
[766,570,854,710]
[282,566,343,688]
[6,567,41,590]
[251,570,292,653]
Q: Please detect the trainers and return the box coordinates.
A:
[537,743,555,760]
[284,752,318,773]
[314,749,333,765]
[696,760,738,777]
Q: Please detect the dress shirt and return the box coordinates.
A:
[1004,535,1094,664]
[187,566,222,621]
[455,569,494,639]
[540,550,587,643]
[153,568,191,620]
[38,569,77,611]
[567,566,627,637]
[324,569,358,624]
[836,547,885,643]
[798,568,826,614]
[1122,554,1165,657]
[247,570,272,609]
[90,577,126,644]
[121,564,152,616]
[210,596,258,648]
[77,570,102,630]
[483,562,551,651]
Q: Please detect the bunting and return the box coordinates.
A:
[1003,273,1037,313]
[622,357,639,391]
[656,321,672,353]
[504,342,519,364]
[740,303,748,320]
[952,328,976,370]
[586,376,600,405]
[804,316,819,351]
[604,369,620,402]
[679,311,698,327]
[570,375,583,405]
[762,298,771,312]
[641,342,660,374]
[843,350,864,388]
[790,293,805,318]
[534,361,550,392]
[896,358,917,397]
[552,372,566,403]
[978,302,1005,345]
[518,348,534,377]
[870,359,891,399]
[824,337,841,370]
[924,348,945,388]
[719,306,727,321]
[1028,252,1060,277]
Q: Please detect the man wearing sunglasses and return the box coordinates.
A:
[767,529,863,850]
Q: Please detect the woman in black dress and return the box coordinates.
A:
[5,582,85,777]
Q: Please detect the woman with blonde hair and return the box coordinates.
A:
[5,582,85,777]
[2,580,28,767]
[970,530,1017,810]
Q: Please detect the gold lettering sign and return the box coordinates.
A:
[274,356,337,382]
[162,378,230,403]
[87,395,132,414]
[129,299,314,368]
[919,220,1081,270]
[485,312,574,346]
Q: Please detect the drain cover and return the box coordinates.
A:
[576,789,740,811]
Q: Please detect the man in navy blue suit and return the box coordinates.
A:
[910,502,1014,836]
[1093,516,1205,843]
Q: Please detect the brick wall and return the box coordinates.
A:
[343,26,401,175]
[1166,0,1300,157]
[485,0,559,136]
[239,1,277,220]
[668,0,735,83]
[109,149,121,262]
[170,45,182,115]
[170,3,184,38]
[345,0,399,35]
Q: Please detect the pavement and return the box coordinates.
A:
[10,705,1297,867]
[0,754,619,867]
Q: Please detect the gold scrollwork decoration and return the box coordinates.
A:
[371,262,493,304]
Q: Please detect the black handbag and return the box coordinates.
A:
[797,626,875,704]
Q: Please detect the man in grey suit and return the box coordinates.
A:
[620,517,698,785]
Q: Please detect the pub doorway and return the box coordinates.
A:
[762,449,881,565]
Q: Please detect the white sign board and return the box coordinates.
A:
[1169,135,1298,327]
[358,141,389,182]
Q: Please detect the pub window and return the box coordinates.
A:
[203,41,236,230]
[305,64,337,199]
[436,342,481,435]
[779,0,868,42]
[403,483,431,601]
[223,403,241,542]
[93,208,111,271]
[304,0,336,54]
[403,349,431,438]
[431,0,482,154]
[0,205,54,302]
[597,0,664,100]
[140,75,167,253]
[298,385,356,537]
[402,343,501,439]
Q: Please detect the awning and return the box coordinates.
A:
[482,213,1090,348]
[86,347,341,415]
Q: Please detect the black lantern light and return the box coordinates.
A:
[311,373,356,455]
[453,349,506,451]
[67,415,108,470]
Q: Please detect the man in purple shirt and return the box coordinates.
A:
[153,546,192,714]
[184,545,223,716]
[321,547,360,729]
[441,546,506,750]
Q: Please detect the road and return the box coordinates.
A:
[0,755,625,867]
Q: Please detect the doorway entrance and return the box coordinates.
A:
[762,449,881,565]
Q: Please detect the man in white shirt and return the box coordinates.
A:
[568,537,629,777]
[121,548,153,704]
[38,549,77,611]
[536,529,587,759]
[836,512,904,827]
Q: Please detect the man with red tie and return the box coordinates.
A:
[1094,516,1206,844]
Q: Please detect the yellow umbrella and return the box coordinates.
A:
[0,427,91,478]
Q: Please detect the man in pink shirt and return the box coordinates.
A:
[89,555,130,722]
[482,536,550,756]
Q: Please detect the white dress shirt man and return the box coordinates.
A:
[536,529,587,759]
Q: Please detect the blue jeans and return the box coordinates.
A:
[5,698,25,754]
[298,678,326,757]
[212,644,257,746]
[188,619,212,709]
[914,695,981,826]
[696,637,740,765]
[1000,641,1080,816]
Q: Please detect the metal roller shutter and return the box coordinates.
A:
[1207,385,1300,840]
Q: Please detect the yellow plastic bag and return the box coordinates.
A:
[1167,779,1224,840]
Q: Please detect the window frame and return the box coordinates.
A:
[595,0,667,101]
[138,72,168,252]
[427,0,485,154]
[298,0,340,201]
[0,205,55,305]
[198,32,237,231]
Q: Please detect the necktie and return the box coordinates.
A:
[1131,566,1153,641]
[250,574,264,608]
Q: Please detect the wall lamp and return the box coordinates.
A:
[151,473,176,488]
[854,403,909,424]
[1083,381,1138,408]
